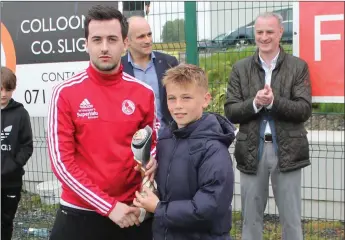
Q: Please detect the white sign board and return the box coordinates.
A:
[1,2,119,116]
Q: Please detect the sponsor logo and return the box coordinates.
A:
[79,98,93,109]
[1,125,12,151]
[122,100,135,115]
[77,99,99,119]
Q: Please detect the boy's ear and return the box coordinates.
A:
[202,92,212,109]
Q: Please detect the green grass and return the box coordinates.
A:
[313,103,344,114]
[20,192,58,214]
[199,46,261,114]
[230,212,345,239]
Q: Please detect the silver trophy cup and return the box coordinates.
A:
[131,125,157,196]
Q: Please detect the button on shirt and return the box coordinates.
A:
[128,52,164,129]
[253,51,280,135]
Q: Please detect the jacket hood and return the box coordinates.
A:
[1,99,24,133]
[1,99,23,111]
[160,112,236,147]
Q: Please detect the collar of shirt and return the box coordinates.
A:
[259,50,280,70]
[128,51,156,66]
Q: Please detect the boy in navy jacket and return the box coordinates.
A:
[134,64,235,240]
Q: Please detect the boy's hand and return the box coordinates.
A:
[133,186,159,213]
[134,155,157,182]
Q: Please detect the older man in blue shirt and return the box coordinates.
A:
[122,16,179,135]
[127,52,164,127]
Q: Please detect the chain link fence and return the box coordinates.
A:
[9,1,344,239]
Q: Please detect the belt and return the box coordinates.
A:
[264,134,273,142]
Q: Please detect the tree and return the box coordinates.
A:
[161,19,185,43]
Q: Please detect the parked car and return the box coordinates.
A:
[198,33,227,52]
[222,8,293,48]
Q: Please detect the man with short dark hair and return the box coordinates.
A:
[47,5,158,240]
[224,11,312,240]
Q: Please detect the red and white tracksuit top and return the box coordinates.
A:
[47,63,159,216]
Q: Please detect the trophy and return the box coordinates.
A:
[131,125,157,197]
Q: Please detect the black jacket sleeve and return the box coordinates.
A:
[271,61,312,122]
[167,54,179,69]
[171,56,179,67]
[14,109,33,167]
[224,64,257,124]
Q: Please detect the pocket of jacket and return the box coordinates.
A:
[1,156,19,176]
[234,132,248,165]
[288,129,308,138]
[287,129,309,162]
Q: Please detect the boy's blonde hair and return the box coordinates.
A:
[162,64,208,91]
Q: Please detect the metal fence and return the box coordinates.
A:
[11,1,344,240]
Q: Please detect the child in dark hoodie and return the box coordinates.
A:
[1,66,33,240]
[133,64,235,240]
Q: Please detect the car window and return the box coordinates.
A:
[223,34,231,40]
[214,33,226,41]
[286,9,292,21]
[247,20,255,26]
[273,8,293,21]
[274,9,286,20]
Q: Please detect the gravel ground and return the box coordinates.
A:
[12,191,56,240]
[231,214,344,240]
[305,114,344,131]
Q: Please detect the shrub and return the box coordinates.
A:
[313,103,344,114]
[200,47,257,115]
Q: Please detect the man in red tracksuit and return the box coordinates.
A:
[47,5,159,240]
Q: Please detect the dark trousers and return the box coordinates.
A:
[49,205,153,240]
[1,187,22,240]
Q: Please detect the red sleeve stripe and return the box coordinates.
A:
[47,71,111,214]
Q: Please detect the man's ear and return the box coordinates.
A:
[124,37,129,52]
[85,39,89,53]
[279,26,284,39]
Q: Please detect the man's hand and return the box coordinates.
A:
[254,89,267,108]
[134,155,157,182]
[108,202,140,228]
[255,84,274,108]
[262,84,274,106]
[133,186,159,213]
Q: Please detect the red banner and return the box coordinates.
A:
[293,2,344,103]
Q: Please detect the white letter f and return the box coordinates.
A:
[314,14,344,61]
